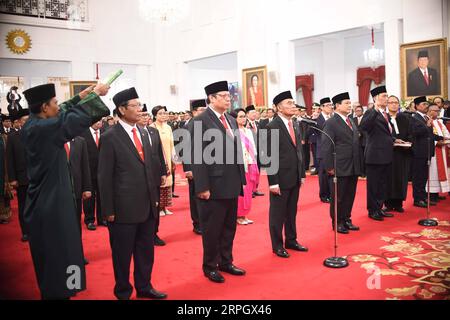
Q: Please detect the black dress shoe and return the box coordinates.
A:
[380,210,394,218]
[99,221,108,227]
[21,234,29,242]
[369,212,384,221]
[137,288,167,299]
[193,227,202,235]
[154,236,166,246]
[334,225,349,234]
[384,207,394,212]
[253,191,265,197]
[172,194,180,198]
[344,221,360,231]
[204,270,225,283]
[273,248,290,258]
[438,196,446,201]
[414,200,427,208]
[87,223,96,231]
[395,207,405,213]
[84,257,89,265]
[321,198,331,203]
[285,242,308,252]
[219,264,246,276]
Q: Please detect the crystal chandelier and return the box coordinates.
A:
[139,0,190,24]
[364,28,384,69]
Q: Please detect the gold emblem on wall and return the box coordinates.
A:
[6,29,32,55]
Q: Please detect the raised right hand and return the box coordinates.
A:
[94,83,110,97]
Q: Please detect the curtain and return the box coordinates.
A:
[357,66,385,107]
[295,74,314,114]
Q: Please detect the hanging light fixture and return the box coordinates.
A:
[139,0,190,25]
[364,27,384,69]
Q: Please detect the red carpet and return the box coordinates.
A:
[0,169,449,300]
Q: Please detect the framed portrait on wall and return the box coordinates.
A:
[242,66,268,108]
[69,81,97,97]
[400,38,448,100]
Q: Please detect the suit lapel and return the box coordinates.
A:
[116,124,144,164]
[275,116,296,149]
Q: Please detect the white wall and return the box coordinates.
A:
[0,0,153,108]
[156,0,446,107]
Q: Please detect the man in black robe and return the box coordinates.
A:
[385,96,413,212]
[22,82,110,300]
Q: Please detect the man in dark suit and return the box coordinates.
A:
[191,81,247,283]
[1,115,12,135]
[352,105,366,177]
[137,106,167,246]
[6,109,30,241]
[259,108,276,130]
[316,97,333,203]
[98,87,167,300]
[80,120,105,230]
[410,96,443,207]
[182,99,207,235]
[407,50,440,97]
[267,91,308,259]
[65,136,91,264]
[360,86,404,221]
[321,93,361,234]
[297,105,312,175]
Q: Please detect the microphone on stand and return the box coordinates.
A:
[299,117,318,126]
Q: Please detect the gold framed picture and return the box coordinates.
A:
[69,81,97,97]
[400,38,448,100]
[242,66,268,108]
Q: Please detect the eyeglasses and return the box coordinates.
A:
[215,93,231,99]
[387,101,399,105]
[127,103,142,108]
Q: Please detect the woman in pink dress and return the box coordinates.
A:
[230,108,259,225]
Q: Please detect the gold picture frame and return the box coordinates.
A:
[400,38,448,101]
[69,81,97,98]
[242,66,268,108]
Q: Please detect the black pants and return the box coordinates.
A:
[108,215,155,300]
[17,185,28,237]
[385,199,403,210]
[188,179,200,229]
[269,185,300,251]
[412,158,428,202]
[366,163,391,214]
[172,170,176,194]
[329,175,358,225]
[83,188,102,225]
[311,143,319,169]
[318,159,331,200]
[197,198,238,272]
[303,143,310,170]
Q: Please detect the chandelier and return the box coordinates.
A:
[139,0,190,24]
[363,27,384,69]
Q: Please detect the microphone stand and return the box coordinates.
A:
[419,135,438,226]
[305,122,349,268]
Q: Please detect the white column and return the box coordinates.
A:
[277,40,296,98]
[384,19,403,97]
[323,38,345,98]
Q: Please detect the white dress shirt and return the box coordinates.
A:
[118,119,142,147]
[209,106,234,136]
